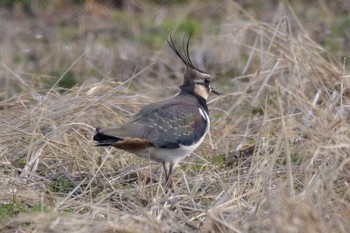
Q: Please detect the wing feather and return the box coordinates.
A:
[96,95,208,149]
[132,103,207,148]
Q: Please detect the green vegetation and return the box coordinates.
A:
[0,1,349,233]
[0,202,48,223]
[47,70,78,90]
[47,174,76,194]
[137,18,202,49]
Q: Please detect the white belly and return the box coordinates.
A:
[152,134,206,163]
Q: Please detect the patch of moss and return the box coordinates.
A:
[12,154,27,169]
[47,174,75,194]
[0,201,51,223]
[211,155,225,168]
[47,70,78,91]
[57,70,77,89]
[0,203,15,222]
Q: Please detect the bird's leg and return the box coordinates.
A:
[165,162,174,192]
[162,162,174,192]
[162,161,169,183]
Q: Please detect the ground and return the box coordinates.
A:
[0,0,350,232]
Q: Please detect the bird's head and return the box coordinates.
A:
[167,34,220,101]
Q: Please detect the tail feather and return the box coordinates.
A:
[93,128,122,147]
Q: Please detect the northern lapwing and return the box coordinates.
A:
[93,34,219,190]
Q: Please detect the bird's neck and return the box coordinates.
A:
[179,87,209,113]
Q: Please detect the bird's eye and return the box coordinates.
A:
[204,78,210,85]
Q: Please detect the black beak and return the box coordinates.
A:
[211,87,221,95]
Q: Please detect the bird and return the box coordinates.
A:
[93,34,219,190]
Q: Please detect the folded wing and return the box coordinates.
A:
[94,97,208,149]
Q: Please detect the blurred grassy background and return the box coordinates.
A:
[0,1,350,233]
[0,0,349,98]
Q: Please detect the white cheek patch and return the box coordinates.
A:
[194,84,209,100]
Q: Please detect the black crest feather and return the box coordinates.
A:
[167,33,205,73]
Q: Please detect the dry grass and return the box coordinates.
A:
[0,1,350,233]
